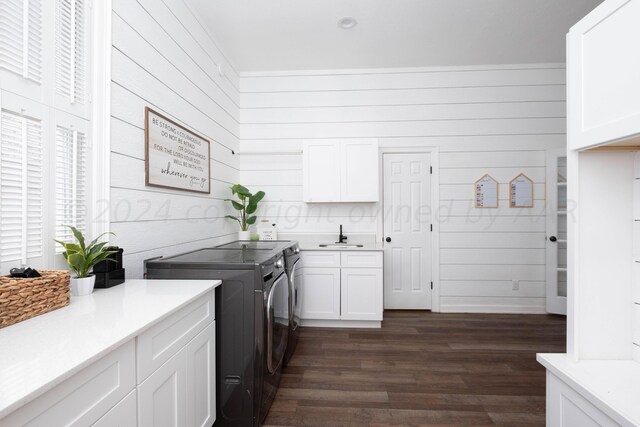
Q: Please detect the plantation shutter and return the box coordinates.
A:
[55,0,86,104]
[0,0,43,83]
[0,109,43,265]
[55,125,87,248]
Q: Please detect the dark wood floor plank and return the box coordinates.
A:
[265,311,566,426]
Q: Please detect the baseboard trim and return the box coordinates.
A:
[300,319,382,328]
[439,304,547,314]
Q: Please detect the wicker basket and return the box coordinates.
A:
[0,270,70,329]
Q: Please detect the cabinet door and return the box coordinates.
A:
[303,140,340,202]
[185,322,216,427]
[0,341,136,427]
[93,390,137,427]
[340,139,379,202]
[546,372,619,426]
[568,0,640,150]
[300,268,341,320]
[137,291,214,383]
[340,268,383,321]
[138,349,187,427]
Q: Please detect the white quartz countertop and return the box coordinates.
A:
[298,241,384,251]
[0,279,221,419]
[537,353,640,426]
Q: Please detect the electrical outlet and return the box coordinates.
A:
[512,280,520,291]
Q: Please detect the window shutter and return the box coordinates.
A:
[0,0,43,83]
[55,125,87,248]
[55,0,86,104]
[0,109,43,265]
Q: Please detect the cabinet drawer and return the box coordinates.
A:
[137,291,214,383]
[92,390,137,427]
[301,251,341,268]
[0,340,136,427]
[340,251,382,268]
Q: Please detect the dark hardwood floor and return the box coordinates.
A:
[266,311,566,427]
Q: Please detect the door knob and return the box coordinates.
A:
[549,236,557,242]
[385,237,391,243]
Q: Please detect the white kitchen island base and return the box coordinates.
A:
[537,354,640,427]
[0,279,221,427]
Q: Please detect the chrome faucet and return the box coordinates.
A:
[338,224,348,244]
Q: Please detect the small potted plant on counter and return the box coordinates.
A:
[55,226,118,296]
[225,184,265,240]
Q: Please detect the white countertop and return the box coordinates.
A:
[0,279,221,419]
[537,353,640,426]
[298,241,384,251]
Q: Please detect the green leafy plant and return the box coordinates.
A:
[225,184,266,231]
[54,226,118,278]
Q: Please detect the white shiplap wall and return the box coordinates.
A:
[110,0,240,277]
[239,64,567,313]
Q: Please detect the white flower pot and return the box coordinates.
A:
[70,275,96,296]
[238,230,251,241]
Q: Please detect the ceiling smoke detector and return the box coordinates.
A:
[338,17,357,30]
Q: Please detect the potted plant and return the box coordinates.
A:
[55,226,118,296]
[225,184,265,240]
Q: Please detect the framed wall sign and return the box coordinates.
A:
[145,107,211,194]
[509,173,534,208]
[474,174,499,208]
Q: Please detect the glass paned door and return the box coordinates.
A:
[546,150,568,315]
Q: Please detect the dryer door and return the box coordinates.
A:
[266,273,289,374]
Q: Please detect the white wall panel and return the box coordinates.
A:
[112,2,239,122]
[440,281,545,297]
[110,0,240,276]
[241,102,565,124]
[238,64,565,313]
[440,264,545,281]
[440,232,546,249]
[240,66,565,92]
[241,118,565,140]
[440,249,545,265]
[440,183,546,201]
[241,85,565,108]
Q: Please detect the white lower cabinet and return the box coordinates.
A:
[93,390,137,427]
[341,269,383,321]
[185,322,216,427]
[0,291,216,427]
[0,340,136,427]
[138,346,187,427]
[138,321,216,427]
[546,372,619,427]
[300,251,383,325]
[300,267,341,320]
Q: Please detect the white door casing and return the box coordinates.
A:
[546,149,568,315]
[382,153,433,309]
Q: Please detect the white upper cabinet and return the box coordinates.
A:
[303,141,341,202]
[340,140,380,202]
[568,0,640,150]
[303,139,379,202]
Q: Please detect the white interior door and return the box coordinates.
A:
[383,153,432,309]
[546,150,568,315]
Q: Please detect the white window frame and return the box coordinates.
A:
[0,0,110,275]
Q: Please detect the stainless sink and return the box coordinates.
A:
[318,243,364,248]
